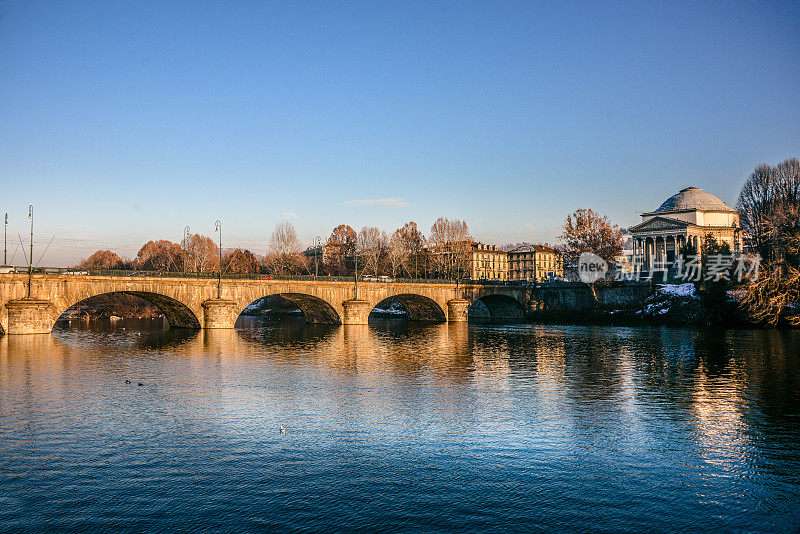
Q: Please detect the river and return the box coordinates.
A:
[1,318,799,532]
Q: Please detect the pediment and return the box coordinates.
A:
[629,216,691,233]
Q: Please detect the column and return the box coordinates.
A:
[5,298,54,335]
[447,299,470,322]
[342,299,371,325]
[202,298,238,329]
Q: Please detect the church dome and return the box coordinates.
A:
[653,187,736,213]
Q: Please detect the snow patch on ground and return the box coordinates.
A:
[371,300,408,316]
[656,283,696,297]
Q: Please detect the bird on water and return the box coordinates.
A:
[280,426,285,434]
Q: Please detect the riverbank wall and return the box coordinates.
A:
[528,281,653,312]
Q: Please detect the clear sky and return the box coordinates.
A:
[1,0,798,265]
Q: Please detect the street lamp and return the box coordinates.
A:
[27,204,33,298]
[314,235,321,278]
[353,245,359,299]
[183,226,190,276]
[214,220,222,299]
[3,212,7,266]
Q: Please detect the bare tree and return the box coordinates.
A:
[738,158,800,326]
[397,221,425,277]
[184,234,219,273]
[388,229,409,277]
[738,158,800,260]
[268,220,303,274]
[357,226,387,276]
[429,217,471,279]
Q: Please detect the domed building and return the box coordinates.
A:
[628,187,741,269]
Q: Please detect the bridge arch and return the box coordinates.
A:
[235,293,341,325]
[55,291,201,330]
[470,293,525,321]
[369,294,447,323]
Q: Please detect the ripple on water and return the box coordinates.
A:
[0,319,799,532]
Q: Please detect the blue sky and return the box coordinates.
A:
[1,1,798,265]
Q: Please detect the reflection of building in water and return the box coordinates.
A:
[689,363,750,467]
[533,327,567,384]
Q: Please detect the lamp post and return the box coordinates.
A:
[3,212,7,266]
[214,220,222,299]
[27,205,33,298]
[314,236,321,278]
[353,247,359,299]
[183,226,190,276]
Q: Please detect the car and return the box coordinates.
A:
[62,270,89,276]
[258,275,274,280]
[361,275,378,282]
[0,266,15,274]
[377,276,393,282]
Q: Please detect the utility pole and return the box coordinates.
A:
[353,248,358,299]
[314,236,321,278]
[183,226,190,275]
[215,220,222,299]
[27,205,33,298]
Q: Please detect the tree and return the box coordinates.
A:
[396,221,425,277]
[223,249,260,274]
[136,240,183,271]
[559,209,624,298]
[357,226,387,276]
[327,224,357,275]
[737,158,800,326]
[184,234,219,273]
[80,250,123,270]
[559,209,624,265]
[429,217,471,279]
[268,220,303,275]
[737,158,800,260]
[388,229,409,277]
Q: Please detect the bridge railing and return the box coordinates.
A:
[0,266,536,286]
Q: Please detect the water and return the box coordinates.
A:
[1,318,799,532]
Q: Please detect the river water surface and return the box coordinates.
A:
[1,318,799,532]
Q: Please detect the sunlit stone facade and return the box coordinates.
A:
[508,244,563,281]
[628,186,741,269]
[469,243,508,281]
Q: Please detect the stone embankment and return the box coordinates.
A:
[526,281,755,327]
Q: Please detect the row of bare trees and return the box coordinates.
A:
[78,217,474,279]
[266,217,472,278]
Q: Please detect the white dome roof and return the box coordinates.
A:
[653,187,736,213]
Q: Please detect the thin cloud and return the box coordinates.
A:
[342,198,410,208]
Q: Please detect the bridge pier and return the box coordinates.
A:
[5,298,55,335]
[342,299,370,325]
[202,299,238,329]
[446,299,470,322]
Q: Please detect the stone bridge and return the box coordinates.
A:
[0,274,529,335]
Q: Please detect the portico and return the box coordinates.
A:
[629,187,740,272]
